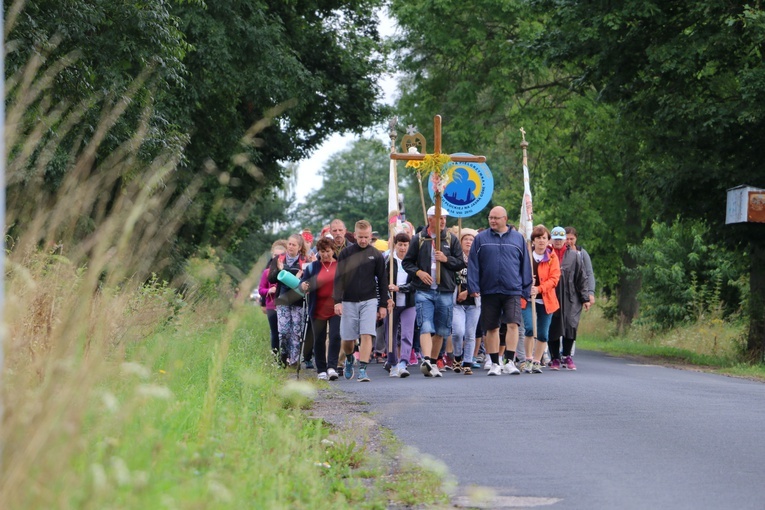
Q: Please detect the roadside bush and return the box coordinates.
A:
[629,219,748,331]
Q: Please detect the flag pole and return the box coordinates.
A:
[417,170,427,227]
[520,128,537,345]
[388,117,399,359]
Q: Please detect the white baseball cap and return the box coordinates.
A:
[427,206,449,217]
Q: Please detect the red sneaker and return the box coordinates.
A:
[563,356,577,370]
[436,358,445,370]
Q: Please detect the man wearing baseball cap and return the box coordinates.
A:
[402,206,465,377]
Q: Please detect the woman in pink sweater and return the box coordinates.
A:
[259,240,286,357]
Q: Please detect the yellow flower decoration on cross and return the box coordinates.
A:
[421,153,451,175]
[420,153,452,194]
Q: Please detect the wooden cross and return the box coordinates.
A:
[390,115,486,283]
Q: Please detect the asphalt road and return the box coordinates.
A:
[335,350,765,509]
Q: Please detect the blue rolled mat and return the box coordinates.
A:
[277,270,305,297]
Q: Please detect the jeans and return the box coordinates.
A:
[452,304,480,363]
[415,289,453,338]
[521,301,553,342]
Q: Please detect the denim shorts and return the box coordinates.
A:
[415,289,453,338]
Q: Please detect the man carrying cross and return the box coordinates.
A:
[402,206,465,377]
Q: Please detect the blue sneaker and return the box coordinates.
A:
[304,359,314,370]
[358,367,370,382]
[344,358,354,380]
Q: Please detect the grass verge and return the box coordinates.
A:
[577,304,765,381]
[1,305,451,509]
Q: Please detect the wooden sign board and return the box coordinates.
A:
[726,185,765,224]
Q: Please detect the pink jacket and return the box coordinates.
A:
[258,268,276,310]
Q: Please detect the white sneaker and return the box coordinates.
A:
[420,360,434,377]
[503,361,521,375]
[317,372,328,380]
[327,368,338,381]
[484,358,493,370]
[432,365,443,377]
[389,366,400,377]
[488,363,502,376]
[398,362,410,378]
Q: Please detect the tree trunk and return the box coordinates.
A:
[615,188,644,334]
[747,236,765,362]
[616,252,641,335]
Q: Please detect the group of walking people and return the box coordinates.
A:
[258,205,595,382]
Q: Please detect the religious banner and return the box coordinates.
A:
[390,115,486,282]
[426,152,493,218]
[518,128,533,241]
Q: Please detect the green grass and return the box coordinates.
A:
[3,305,451,509]
[577,304,765,381]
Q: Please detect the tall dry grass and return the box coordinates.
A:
[3,62,172,510]
[0,12,246,506]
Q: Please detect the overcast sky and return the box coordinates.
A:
[293,9,399,203]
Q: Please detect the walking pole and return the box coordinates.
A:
[297,294,309,379]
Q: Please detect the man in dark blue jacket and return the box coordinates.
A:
[467,206,532,376]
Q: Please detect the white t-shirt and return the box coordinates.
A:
[532,251,544,304]
[395,255,408,307]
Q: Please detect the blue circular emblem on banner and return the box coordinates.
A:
[428,153,494,218]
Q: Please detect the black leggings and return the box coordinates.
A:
[548,311,577,358]
[267,309,279,354]
[311,315,341,373]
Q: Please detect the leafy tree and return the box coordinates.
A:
[5,0,190,188]
[534,0,765,357]
[161,0,391,273]
[292,138,392,234]
[6,0,390,280]
[388,0,654,322]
